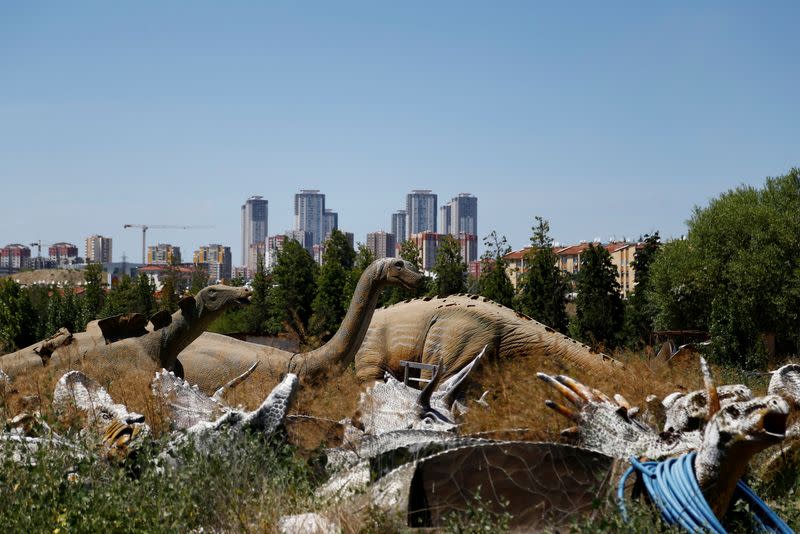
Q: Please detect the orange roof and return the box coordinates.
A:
[503,247,533,261]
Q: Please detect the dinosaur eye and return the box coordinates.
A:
[394,261,403,269]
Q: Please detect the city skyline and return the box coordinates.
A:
[1,3,797,263]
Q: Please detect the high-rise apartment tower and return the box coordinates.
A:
[294,190,326,246]
[405,190,437,237]
[241,196,268,268]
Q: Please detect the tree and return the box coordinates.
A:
[81,263,105,326]
[246,252,271,333]
[623,232,661,349]
[268,239,318,339]
[648,168,800,367]
[476,231,514,307]
[133,273,157,317]
[430,235,466,297]
[159,257,180,313]
[190,265,209,295]
[0,279,37,352]
[515,217,568,333]
[344,244,375,310]
[311,230,356,339]
[573,243,624,349]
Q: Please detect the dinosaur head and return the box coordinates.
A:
[189,285,252,319]
[355,348,486,435]
[768,363,800,409]
[695,394,790,514]
[375,258,423,290]
[662,384,753,432]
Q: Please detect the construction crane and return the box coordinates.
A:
[123,224,213,264]
[29,241,44,269]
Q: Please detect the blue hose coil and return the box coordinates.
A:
[617,452,794,533]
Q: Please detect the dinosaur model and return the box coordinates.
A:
[0,284,252,379]
[537,360,790,519]
[179,258,423,391]
[353,293,622,383]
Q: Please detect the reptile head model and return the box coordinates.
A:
[662,384,753,433]
[374,258,423,290]
[768,363,800,409]
[189,284,253,318]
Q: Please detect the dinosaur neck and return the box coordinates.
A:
[157,306,223,370]
[694,429,751,518]
[289,263,386,375]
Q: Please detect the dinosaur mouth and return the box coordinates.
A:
[760,411,788,438]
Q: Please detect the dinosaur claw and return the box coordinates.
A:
[545,399,579,421]
[555,375,595,402]
[538,373,584,406]
[614,394,632,410]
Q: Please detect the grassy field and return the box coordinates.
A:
[1,348,798,532]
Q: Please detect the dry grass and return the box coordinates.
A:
[3,345,728,448]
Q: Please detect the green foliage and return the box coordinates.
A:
[311,230,356,339]
[268,239,318,337]
[573,243,624,349]
[245,252,271,334]
[0,433,313,532]
[623,233,661,349]
[476,231,514,307]
[159,267,179,313]
[648,168,800,366]
[44,287,83,337]
[100,274,157,319]
[515,217,568,333]
[0,279,37,352]
[344,244,375,310]
[431,235,466,297]
[190,265,209,295]
[440,489,511,533]
[82,263,105,324]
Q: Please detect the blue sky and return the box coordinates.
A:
[1,2,798,263]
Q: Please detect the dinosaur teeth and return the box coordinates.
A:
[762,412,788,437]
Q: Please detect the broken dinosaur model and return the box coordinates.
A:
[0,284,252,379]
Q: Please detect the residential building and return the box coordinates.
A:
[410,232,443,271]
[294,190,326,246]
[286,229,313,254]
[405,190,437,237]
[468,259,483,279]
[147,243,181,265]
[246,242,267,276]
[241,195,268,267]
[457,233,479,264]
[138,264,192,292]
[49,242,79,265]
[391,210,407,247]
[502,247,533,288]
[606,242,642,298]
[266,235,287,269]
[439,204,452,236]
[448,193,478,236]
[323,209,338,241]
[366,231,396,259]
[0,244,31,272]
[194,244,232,282]
[85,235,112,264]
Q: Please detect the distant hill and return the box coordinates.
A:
[4,269,87,286]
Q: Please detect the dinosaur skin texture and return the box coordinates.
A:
[0,285,252,380]
[538,368,790,519]
[354,293,622,384]
[179,258,423,392]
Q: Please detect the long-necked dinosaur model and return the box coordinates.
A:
[0,285,252,379]
[180,258,423,391]
[354,293,621,383]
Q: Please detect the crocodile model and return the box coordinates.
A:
[0,284,252,379]
[179,258,423,391]
[354,293,621,383]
